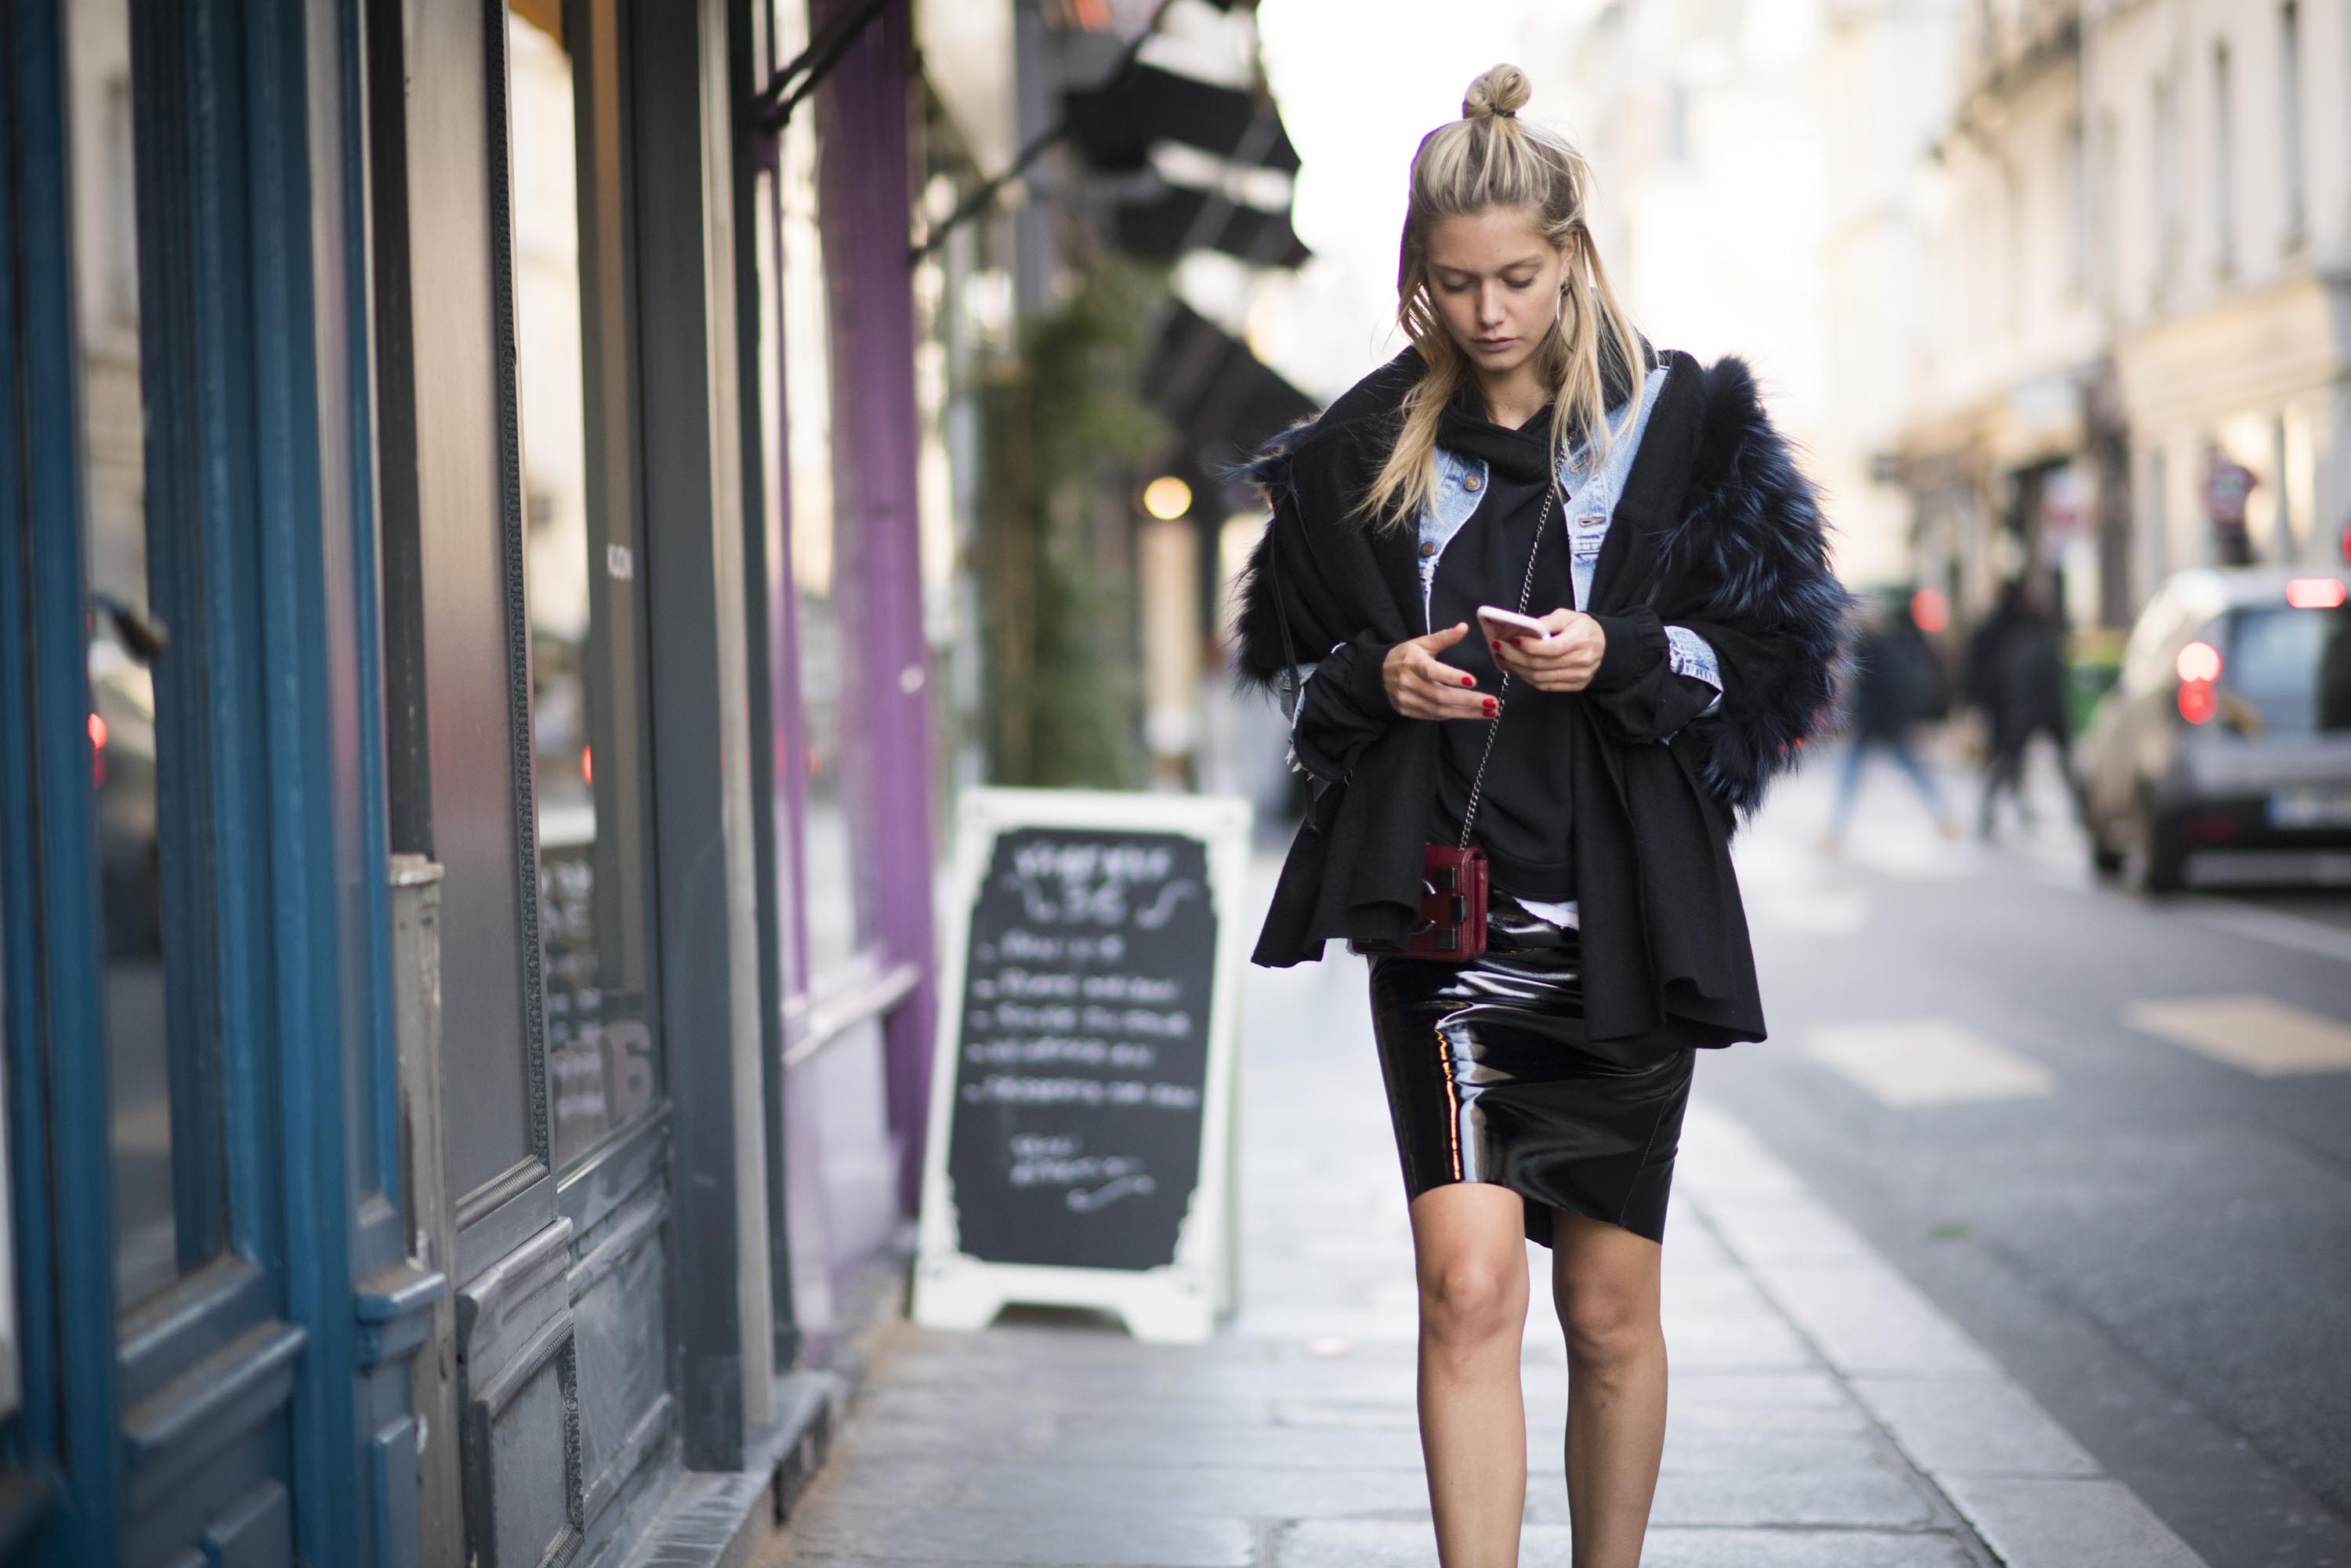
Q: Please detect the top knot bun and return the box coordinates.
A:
[1462,64,1532,122]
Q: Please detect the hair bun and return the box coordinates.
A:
[1462,64,1532,122]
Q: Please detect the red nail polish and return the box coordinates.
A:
[1491,639,1502,651]
[1462,675,1475,687]
[1483,699,1497,714]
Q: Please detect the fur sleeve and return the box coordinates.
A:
[1658,359,1857,817]
[1226,422,1318,692]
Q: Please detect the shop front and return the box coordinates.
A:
[0,0,942,1564]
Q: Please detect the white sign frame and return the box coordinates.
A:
[913,787,1252,1344]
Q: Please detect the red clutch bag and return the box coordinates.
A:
[1401,844,1489,957]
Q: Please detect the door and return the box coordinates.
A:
[1,0,426,1564]
[368,2,680,1560]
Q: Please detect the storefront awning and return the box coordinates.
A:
[1064,63,1300,175]
[1114,185,1309,268]
[1142,301,1316,465]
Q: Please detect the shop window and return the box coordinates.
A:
[69,0,228,1309]
[766,0,873,986]
[511,9,661,1171]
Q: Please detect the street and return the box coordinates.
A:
[753,737,2349,1568]
[1715,738,2351,1567]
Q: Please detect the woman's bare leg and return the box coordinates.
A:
[1549,1210,1668,1568]
[1409,1182,1534,1567]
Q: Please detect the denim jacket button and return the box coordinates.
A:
[1462,473,1483,491]
[1417,540,1436,558]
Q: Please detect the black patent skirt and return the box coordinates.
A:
[1367,889,1696,1246]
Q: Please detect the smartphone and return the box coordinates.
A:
[1476,604,1551,641]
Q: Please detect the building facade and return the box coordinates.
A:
[0,0,967,1563]
[1897,0,2351,630]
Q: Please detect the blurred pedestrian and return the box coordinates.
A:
[1965,578,2074,838]
[1233,65,1848,1568]
[1820,592,1958,853]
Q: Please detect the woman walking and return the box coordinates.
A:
[1233,67,1849,1567]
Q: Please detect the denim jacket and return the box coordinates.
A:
[1293,364,1722,726]
[1288,364,1722,928]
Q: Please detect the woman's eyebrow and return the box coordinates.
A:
[1430,258,1549,277]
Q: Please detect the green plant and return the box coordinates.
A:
[976,259,1169,788]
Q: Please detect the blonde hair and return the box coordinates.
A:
[1360,64,1646,532]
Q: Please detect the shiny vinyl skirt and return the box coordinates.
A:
[1367,891,1695,1246]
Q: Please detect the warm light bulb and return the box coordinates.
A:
[1142,476,1193,520]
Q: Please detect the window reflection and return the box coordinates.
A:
[511,10,658,1168]
[771,2,865,982]
[71,0,219,1306]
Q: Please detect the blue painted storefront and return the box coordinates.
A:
[0,0,942,1563]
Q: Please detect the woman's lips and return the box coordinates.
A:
[1475,336,1513,352]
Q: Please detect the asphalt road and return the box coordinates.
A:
[1709,741,2351,1568]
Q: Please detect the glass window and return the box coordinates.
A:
[2226,607,2351,735]
[511,9,661,1170]
[770,0,869,985]
[71,0,226,1310]
[69,0,228,1309]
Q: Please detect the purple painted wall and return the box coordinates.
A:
[814,0,940,1214]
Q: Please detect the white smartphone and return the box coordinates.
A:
[1476,604,1551,641]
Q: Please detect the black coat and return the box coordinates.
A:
[1231,349,1853,1048]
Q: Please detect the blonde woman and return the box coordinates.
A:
[1235,67,1849,1568]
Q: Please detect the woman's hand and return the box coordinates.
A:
[1494,608,1606,692]
[1382,623,1498,721]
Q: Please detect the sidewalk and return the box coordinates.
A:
[755,835,2207,1568]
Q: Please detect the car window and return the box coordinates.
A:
[2224,607,2351,734]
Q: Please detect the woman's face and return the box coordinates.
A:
[1422,205,1570,380]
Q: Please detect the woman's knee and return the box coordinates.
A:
[1556,1280,1658,1370]
[1418,1255,1527,1349]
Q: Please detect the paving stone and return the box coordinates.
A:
[1523,1467,1939,1530]
[1851,1374,2102,1479]
[1656,1426,1886,1474]
[1264,1396,1420,1429]
[781,1504,1256,1566]
[1273,1518,1573,1567]
[1639,1530,1977,1568]
[955,1460,1436,1519]
[1274,1519,1974,1568]
[836,1414,1427,1472]
[1939,1476,2208,1568]
[1694,1193,1884,1266]
[1657,1305,1817,1369]
[1751,1262,2005,1378]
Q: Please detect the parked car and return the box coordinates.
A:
[2078,567,2351,892]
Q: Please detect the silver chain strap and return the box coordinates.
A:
[1456,478,1562,852]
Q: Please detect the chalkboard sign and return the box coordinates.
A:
[915,788,1252,1343]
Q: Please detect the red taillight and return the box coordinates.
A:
[581,744,593,785]
[1910,587,1950,634]
[89,712,107,748]
[2287,577,2347,610]
[2176,639,2222,723]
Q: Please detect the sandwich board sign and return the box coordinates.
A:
[914,788,1252,1343]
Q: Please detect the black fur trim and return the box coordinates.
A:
[1663,357,1859,816]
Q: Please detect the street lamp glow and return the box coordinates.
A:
[1143,476,1193,520]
